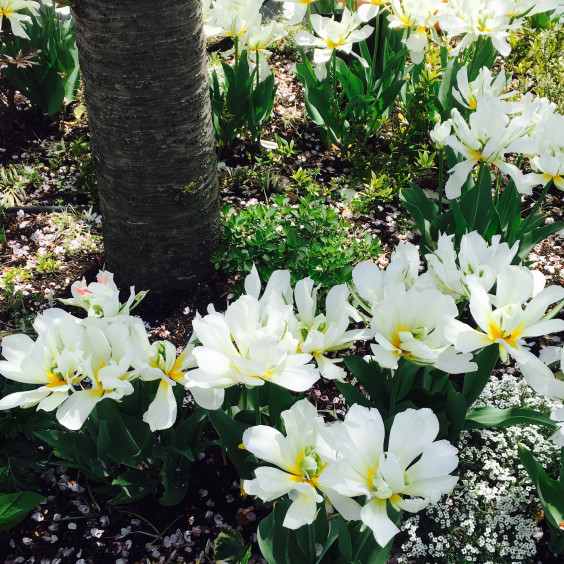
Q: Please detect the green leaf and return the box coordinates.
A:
[215,528,250,563]
[461,344,499,407]
[208,409,255,479]
[519,446,564,553]
[0,491,45,531]
[465,407,557,430]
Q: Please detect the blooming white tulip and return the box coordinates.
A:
[295,10,374,79]
[321,405,459,547]
[357,0,390,23]
[139,341,197,431]
[452,66,512,111]
[387,0,442,64]
[368,285,476,373]
[0,0,39,39]
[352,241,422,316]
[424,232,519,301]
[0,309,84,413]
[429,120,451,149]
[438,0,522,57]
[55,319,142,430]
[518,345,564,402]
[292,279,369,381]
[59,270,147,318]
[243,399,361,529]
[208,0,262,39]
[187,297,319,409]
[445,98,538,199]
[549,405,564,448]
[445,267,564,364]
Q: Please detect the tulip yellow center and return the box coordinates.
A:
[45,371,66,388]
[487,320,524,348]
[291,446,326,486]
[326,37,345,50]
[0,9,14,17]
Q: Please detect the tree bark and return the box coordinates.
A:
[71,0,220,293]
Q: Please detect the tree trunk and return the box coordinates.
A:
[71,0,220,293]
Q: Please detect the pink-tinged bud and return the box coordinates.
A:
[75,279,93,296]
[97,273,107,285]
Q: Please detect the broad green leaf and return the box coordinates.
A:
[215,528,250,563]
[465,407,556,430]
[0,491,45,531]
[461,344,499,407]
[208,409,255,479]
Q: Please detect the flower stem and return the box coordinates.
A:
[438,148,444,211]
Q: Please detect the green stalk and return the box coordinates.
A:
[331,49,338,103]
[372,11,380,79]
[307,4,312,34]
[256,50,260,91]
[438,148,444,211]
[389,367,400,418]
[234,36,239,70]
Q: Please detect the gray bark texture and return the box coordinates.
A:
[71,0,221,293]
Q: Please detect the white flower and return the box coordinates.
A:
[243,399,361,529]
[357,0,390,23]
[438,0,522,57]
[54,318,144,430]
[321,405,459,547]
[0,309,84,413]
[207,0,262,39]
[59,270,147,318]
[292,279,369,381]
[452,66,512,111]
[368,285,476,373]
[295,9,373,79]
[444,98,538,199]
[518,345,564,402]
[139,341,197,431]
[549,406,564,448]
[0,0,39,39]
[277,0,317,26]
[445,267,564,364]
[424,231,519,301]
[352,241,422,315]
[429,120,451,149]
[187,296,319,409]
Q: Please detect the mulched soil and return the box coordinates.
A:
[1,48,564,564]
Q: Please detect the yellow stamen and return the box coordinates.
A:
[326,38,344,50]
[469,150,483,160]
[45,371,66,389]
[487,321,523,349]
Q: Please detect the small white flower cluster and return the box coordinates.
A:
[397,374,563,563]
